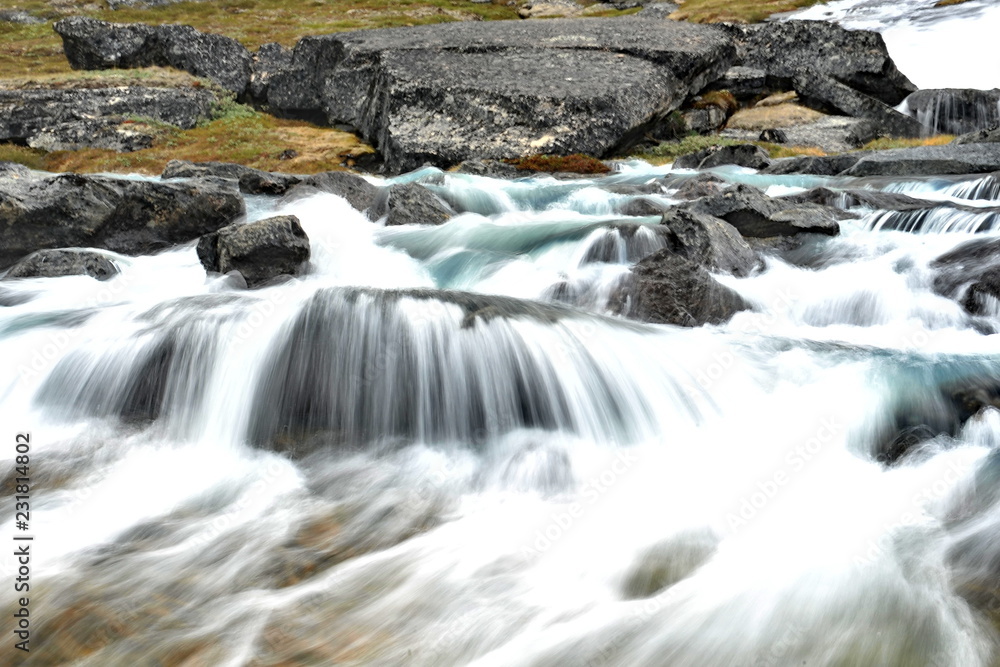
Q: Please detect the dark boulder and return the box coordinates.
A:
[610,250,751,327]
[930,238,1000,315]
[287,171,380,214]
[0,86,217,146]
[658,209,761,276]
[844,143,1000,177]
[27,117,153,153]
[3,249,120,281]
[54,17,252,95]
[901,89,1000,136]
[723,20,916,106]
[759,128,787,143]
[955,126,1000,146]
[249,42,294,103]
[0,173,244,269]
[672,144,771,171]
[197,214,310,288]
[162,160,302,195]
[370,183,455,226]
[684,184,840,237]
[268,17,735,172]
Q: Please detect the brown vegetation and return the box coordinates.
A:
[507,153,612,174]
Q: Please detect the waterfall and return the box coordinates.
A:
[4,163,1000,666]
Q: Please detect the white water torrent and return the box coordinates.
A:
[2,162,1000,665]
[789,0,1000,90]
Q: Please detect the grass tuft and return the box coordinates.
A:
[670,0,826,23]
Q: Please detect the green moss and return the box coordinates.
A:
[0,145,49,171]
[630,135,827,165]
[506,153,611,174]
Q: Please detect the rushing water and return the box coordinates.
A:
[789,0,1000,90]
[2,161,1000,665]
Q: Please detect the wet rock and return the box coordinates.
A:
[369,183,455,226]
[684,184,840,237]
[162,160,302,195]
[610,250,751,327]
[659,208,761,276]
[0,173,244,269]
[931,238,1000,316]
[249,42,293,103]
[287,171,380,214]
[3,249,120,281]
[724,20,916,107]
[844,143,1000,177]
[902,89,1000,136]
[197,214,310,288]
[0,86,217,146]
[27,117,154,153]
[671,173,728,200]
[54,17,253,95]
[268,17,735,172]
[673,144,771,171]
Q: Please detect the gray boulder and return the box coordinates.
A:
[673,144,771,171]
[4,249,120,281]
[724,20,916,106]
[197,214,310,288]
[0,86,217,146]
[955,126,1000,145]
[659,209,761,276]
[0,173,244,269]
[843,143,1000,177]
[930,238,1000,315]
[763,153,868,176]
[611,250,750,327]
[269,17,735,172]
[902,89,1000,136]
[684,184,840,237]
[287,171,380,214]
[162,160,302,195]
[250,42,293,103]
[54,17,253,95]
[370,183,455,226]
[27,117,153,153]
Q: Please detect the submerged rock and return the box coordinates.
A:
[658,209,761,276]
[197,214,311,288]
[54,17,253,95]
[611,250,751,327]
[0,173,244,269]
[930,238,1000,316]
[622,528,719,599]
[3,249,120,281]
[268,17,735,172]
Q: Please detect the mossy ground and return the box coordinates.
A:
[631,134,826,165]
[669,0,826,23]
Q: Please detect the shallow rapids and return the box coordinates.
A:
[2,163,1000,666]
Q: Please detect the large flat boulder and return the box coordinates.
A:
[54,17,252,95]
[0,173,244,269]
[0,86,217,146]
[844,143,1000,177]
[268,17,735,172]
